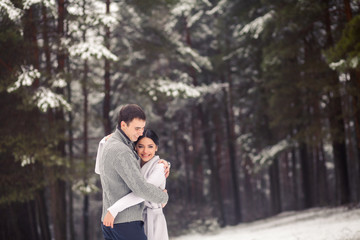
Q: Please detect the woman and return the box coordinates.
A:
[100,129,169,240]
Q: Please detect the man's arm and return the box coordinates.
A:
[107,163,166,218]
[113,151,168,204]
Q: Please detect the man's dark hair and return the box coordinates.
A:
[118,104,146,126]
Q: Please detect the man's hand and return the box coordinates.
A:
[103,211,115,228]
[158,159,171,178]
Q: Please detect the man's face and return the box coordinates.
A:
[121,118,146,142]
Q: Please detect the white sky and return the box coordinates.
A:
[171,207,360,240]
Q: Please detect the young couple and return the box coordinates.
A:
[95,104,170,240]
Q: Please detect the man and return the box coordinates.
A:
[99,104,169,240]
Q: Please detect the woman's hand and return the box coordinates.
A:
[105,133,113,141]
[103,211,115,228]
[158,159,171,178]
[162,189,168,208]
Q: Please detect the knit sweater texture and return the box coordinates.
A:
[99,129,168,224]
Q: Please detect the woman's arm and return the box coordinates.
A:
[94,137,106,174]
[95,134,113,174]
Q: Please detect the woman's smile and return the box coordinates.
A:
[140,153,152,159]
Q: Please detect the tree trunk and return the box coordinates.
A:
[57,0,65,72]
[103,0,112,134]
[317,141,329,206]
[308,145,316,206]
[324,0,351,206]
[82,58,90,240]
[179,117,192,203]
[82,2,90,239]
[299,142,312,209]
[341,0,360,201]
[36,189,51,240]
[213,110,228,226]
[184,19,203,204]
[343,0,353,21]
[49,1,67,239]
[42,4,51,79]
[349,74,360,201]
[290,147,299,210]
[269,158,281,215]
[312,145,320,206]
[331,135,350,204]
[66,39,76,240]
[281,152,291,210]
[199,106,226,227]
[182,136,192,203]
[190,108,203,203]
[24,5,49,240]
[27,200,38,240]
[49,171,67,240]
[327,63,351,205]
[243,157,253,220]
[42,25,69,240]
[23,6,40,87]
[222,76,242,223]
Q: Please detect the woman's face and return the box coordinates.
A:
[135,137,158,163]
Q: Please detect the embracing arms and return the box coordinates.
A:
[103,162,168,228]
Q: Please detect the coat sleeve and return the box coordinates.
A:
[107,193,143,218]
[112,151,168,204]
[107,162,167,217]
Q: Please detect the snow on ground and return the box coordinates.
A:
[171,207,360,240]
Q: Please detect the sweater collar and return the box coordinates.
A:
[116,127,132,145]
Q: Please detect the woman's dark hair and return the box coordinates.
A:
[135,129,159,146]
[118,104,146,126]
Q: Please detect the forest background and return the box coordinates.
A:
[0,0,360,240]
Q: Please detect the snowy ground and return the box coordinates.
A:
[171,207,360,240]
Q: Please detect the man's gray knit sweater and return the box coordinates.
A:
[99,129,168,224]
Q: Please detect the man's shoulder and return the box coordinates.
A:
[104,137,132,157]
[106,136,126,147]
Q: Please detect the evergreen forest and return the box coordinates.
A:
[0,0,360,239]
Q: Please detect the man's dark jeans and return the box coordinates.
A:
[102,221,147,240]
